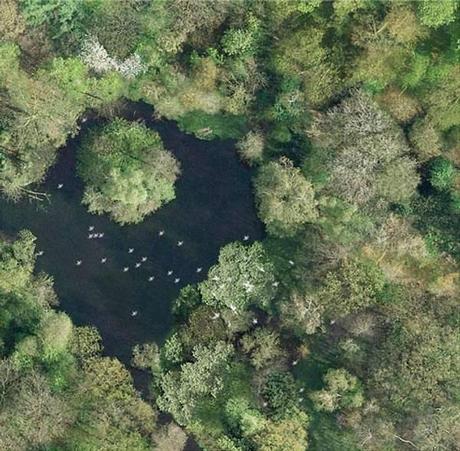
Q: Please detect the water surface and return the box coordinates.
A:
[0,102,263,363]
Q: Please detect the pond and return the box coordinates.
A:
[0,101,264,364]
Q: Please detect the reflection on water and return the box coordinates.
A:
[0,102,263,363]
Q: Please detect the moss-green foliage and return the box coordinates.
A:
[428,156,456,191]
[78,118,180,224]
[199,241,276,313]
[255,158,318,237]
[417,0,459,28]
[310,368,364,412]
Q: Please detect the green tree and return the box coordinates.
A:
[37,312,73,361]
[319,258,385,318]
[255,158,317,237]
[20,0,85,38]
[417,0,458,28]
[428,157,455,191]
[157,341,233,424]
[77,118,180,224]
[199,241,276,312]
[240,328,283,370]
[253,407,309,451]
[310,368,364,412]
[262,371,298,420]
[371,317,459,413]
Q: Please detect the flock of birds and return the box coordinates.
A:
[71,225,250,282]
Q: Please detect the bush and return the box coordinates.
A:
[236,130,264,166]
[428,157,455,191]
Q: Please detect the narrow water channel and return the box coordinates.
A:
[0,101,263,363]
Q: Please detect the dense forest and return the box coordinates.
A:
[1,0,459,450]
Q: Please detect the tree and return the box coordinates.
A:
[236,130,264,166]
[310,89,417,207]
[0,371,72,450]
[152,422,187,451]
[273,26,341,107]
[19,0,85,38]
[371,317,459,413]
[412,404,460,451]
[408,117,443,162]
[199,241,276,312]
[157,342,233,424]
[77,118,180,224]
[253,407,309,451]
[70,325,103,363]
[417,0,458,28]
[68,357,157,450]
[0,43,84,199]
[224,397,265,438]
[374,157,419,203]
[131,342,161,376]
[428,157,455,191]
[37,312,73,361]
[255,158,317,237]
[262,371,298,420]
[377,87,421,124]
[240,328,283,370]
[0,0,25,42]
[310,368,364,412]
[172,285,202,321]
[280,291,324,336]
[319,258,385,318]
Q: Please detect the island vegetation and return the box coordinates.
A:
[0,1,459,450]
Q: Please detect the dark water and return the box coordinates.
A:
[0,101,263,364]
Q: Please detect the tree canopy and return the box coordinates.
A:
[78,118,180,224]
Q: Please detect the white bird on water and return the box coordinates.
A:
[148,276,155,282]
[243,235,249,241]
[88,226,95,232]
[101,257,107,263]
[123,267,129,272]
[98,233,104,238]
[76,260,82,266]
[167,270,173,276]
[158,230,165,236]
[128,248,134,253]
[177,241,184,247]
[37,250,44,257]
[174,278,180,284]
[196,267,202,273]
[141,256,147,262]
[88,234,94,239]
[57,183,64,189]
[131,310,138,317]
[135,262,142,268]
